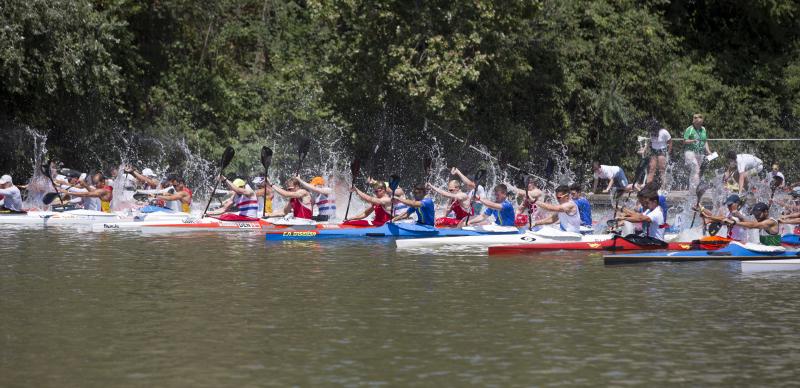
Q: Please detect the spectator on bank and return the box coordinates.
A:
[683,113,712,190]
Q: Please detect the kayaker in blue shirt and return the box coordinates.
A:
[569,183,592,227]
[466,184,516,226]
[392,183,436,226]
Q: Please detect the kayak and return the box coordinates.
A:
[741,259,800,273]
[265,223,522,241]
[782,234,800,248]
[487,234,728,255]
[604,242,800,265]
[395,226,610,250]
[91,214,319,232]
[0,209,122,225]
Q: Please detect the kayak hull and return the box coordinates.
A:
[488,238,702,256]
[395,227,611,249]
[604,242,800,265]
[266,223,522,241]
[741,259,800,272]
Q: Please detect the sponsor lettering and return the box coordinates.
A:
[588,243,601,248]
[281,231,318,237]
[237,223,260,229]
[103,224,120,229]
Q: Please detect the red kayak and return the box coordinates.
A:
[488,235,731,256]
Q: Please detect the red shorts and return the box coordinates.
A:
[216,213,260,221]
[435,217,462,227]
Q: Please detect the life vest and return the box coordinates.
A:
[101,186,113,213]
[449,198,472,220]
[759,218,781,246]
[290,197,313,219]
[316,193,337,217]
[372,204,391,226]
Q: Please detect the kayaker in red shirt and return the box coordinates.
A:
[343,182,393,226]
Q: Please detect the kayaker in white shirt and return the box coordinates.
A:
[616,189,666,241]
[0,175,23,212]
[530,185,582,233]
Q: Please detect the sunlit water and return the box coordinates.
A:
[2,227,800,387]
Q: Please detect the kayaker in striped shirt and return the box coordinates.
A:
[296,175,337,221]
[209,177,260,221]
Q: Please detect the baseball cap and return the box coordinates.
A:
[231,178,246,188]
[252,176,265,185]
[310,176,325,186]
[750,202,769,215]
[0,175,12,184]
[141,168,157,178]
[724,194,741,205]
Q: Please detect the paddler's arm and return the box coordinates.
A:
[536,201,566,213]
[778,215,800,224]
[532,213,558,226]
[729,218,777,232]
[156,191,186,202]
[478,197,503,210]
[391,208,412,222]
[395,196,422,208]
[207,198,233,215]
[451,167,476,190]
[618,211,651,223]
[129,169,159,188]
[345,206,373,221]
[220,176,253,196]
[58,188,100,198]
[353,187,385,206]
[296,177,332,195]
[270,184,306,199]
[426,182,463,200]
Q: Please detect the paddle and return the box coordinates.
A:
[343,158,361,220]
[689,155,715,229]
[532,159,557,230]
[40,161,64,208]
[463,169,487,226]
[388,175,401,221]
[423,156,433,183]
[770,175,784,203]
[295,137,311,176]
[201,146,235,218]
[260,146,273,218]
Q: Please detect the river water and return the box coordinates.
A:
[2,226,799,387]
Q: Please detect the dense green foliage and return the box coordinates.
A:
[1,0,799,184]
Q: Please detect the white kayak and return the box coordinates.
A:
[395,226,612,250]
[89,212,196,231]
[741,259,800,273]
[0,209,192,227]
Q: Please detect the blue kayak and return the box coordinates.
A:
[604,242,800,265]
[782,234,800,246]
[265,223,521,241]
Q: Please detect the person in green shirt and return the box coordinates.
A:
[683,113,713,190]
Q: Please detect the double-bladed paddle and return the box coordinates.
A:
[260,146,273,218]
[295,137,311,176]
[343,158,361,220]
[40,160,64,208]
[388,175,401,221]
[201,146,235,218]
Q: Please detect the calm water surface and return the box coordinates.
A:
[2,226,800,387]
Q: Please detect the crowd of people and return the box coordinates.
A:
[2,113,799,246]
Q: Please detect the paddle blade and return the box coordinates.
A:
[298,137,311,159]
[42,192,60,205]
[695,181,708,198]
[389,175,401,191]
[474,169,487,185]
[220,146,235,169]
[423,157,432,174]
[544,159,556,180]
[260,146,273,173]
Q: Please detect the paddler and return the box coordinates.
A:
[694,194,747,242]
[154,176,192,213]
[451,167,487,214]
[392,183,436,226]
[343,182,393,226]
[592,162,634,194]
[252,177,273,215]
[465,184,516,226]
[725,151,763,193]
[265,177,314,220]
[126,167,161,190]
[296,176,337,221]
[0,175,23,212]
[208,177,259,221]
[530,185,582,233]
[615,189,666,241]
[569,183,593,228]
[506,176,543,226]
[59,172,114,212]
[723,202,780,246]
[428,180,472,226]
